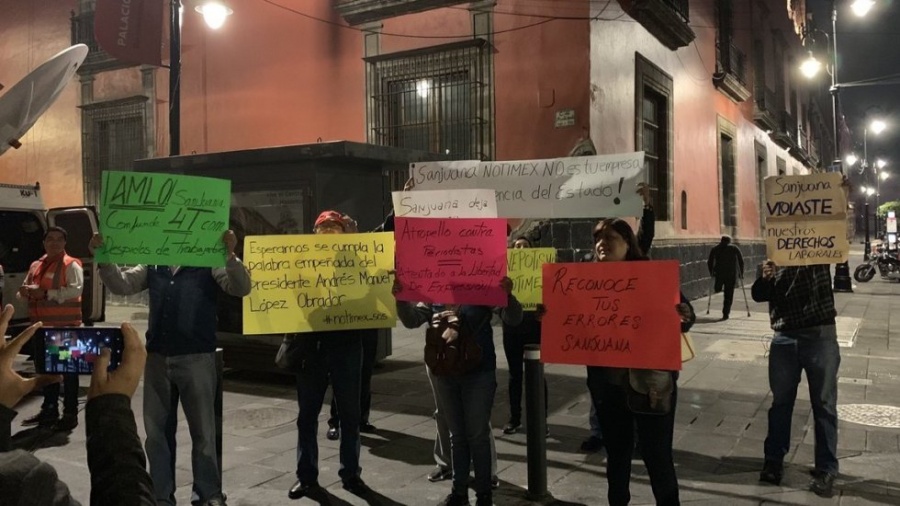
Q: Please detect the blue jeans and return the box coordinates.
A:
[144,352,221,505]
[765,325,841,474]
[431,368,497,496]
[426,366,497,475]
[295,340,362,484]
[42,374,79,414]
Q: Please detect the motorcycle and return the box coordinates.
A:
[854,250,900,282]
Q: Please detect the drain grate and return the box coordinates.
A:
[837,404,900,428]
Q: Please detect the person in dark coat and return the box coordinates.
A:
[707,235,745,320]
[0,304,155,505]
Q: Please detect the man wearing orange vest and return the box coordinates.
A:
[18,226,84,431]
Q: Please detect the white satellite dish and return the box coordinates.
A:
[0,44,88,157]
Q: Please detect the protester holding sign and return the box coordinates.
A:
[501,237,549,436]
[288,211,370,500]
[91,230,251,506]
[328,213,380,440]
[394,276,522,506]
[579,183,655,453]
[582,218,694,506]
[751,261,840,497]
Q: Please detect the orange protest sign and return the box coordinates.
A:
[540,260,682,370]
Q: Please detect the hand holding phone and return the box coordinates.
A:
[88,322,146,400]
[34,327,124,375]
[0,305,61,409]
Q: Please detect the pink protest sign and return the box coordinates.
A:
[395,217,508,306]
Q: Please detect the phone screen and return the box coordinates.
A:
[35,327,124,374]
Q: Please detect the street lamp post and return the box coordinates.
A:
[829,1,851,291]
[875,160,888,236]
[801,0,879,291]
[169,1,233,156]
[862,186,876,258]
[170,0,182,156]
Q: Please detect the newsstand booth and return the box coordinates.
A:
[132,141,441,372]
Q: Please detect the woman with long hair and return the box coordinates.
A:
[587,218,694,506]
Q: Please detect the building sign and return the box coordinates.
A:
[555,109,575,128]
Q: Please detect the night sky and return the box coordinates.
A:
[810,0,900,204]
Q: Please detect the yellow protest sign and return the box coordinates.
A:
[764,173,849,265]
[507,248,555,311]
[242,233,396,334]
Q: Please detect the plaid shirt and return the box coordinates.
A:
[751,264,837,331]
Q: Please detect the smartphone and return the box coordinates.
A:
[33,327,124,375]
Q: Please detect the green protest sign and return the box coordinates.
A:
[95,171,231,267]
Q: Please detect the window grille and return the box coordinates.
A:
[720,132,737,228]
[367,40,490,160]
[635,54,673,222]
[640,86,670,220]
[81,97,148,206]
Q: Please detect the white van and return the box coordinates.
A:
[0,182,103,326]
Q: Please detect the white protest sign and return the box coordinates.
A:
[392,189,498,218]
[764,173,849,265]
[409,153,645,218]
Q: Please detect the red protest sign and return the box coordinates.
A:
[395,217,508,306]
[541,260,682,370]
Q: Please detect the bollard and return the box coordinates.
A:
[215,347,224,483]
[524,344,548,501]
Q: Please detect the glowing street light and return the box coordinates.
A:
[870,119,887,135]
[799,0,880,286]
[800,53,823,78]
[195,1,233,29]
[877,159,887,169]
[846,154,859,166]
[851,0,876,17]
[881,171,890,181]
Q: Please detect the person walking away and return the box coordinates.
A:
[707,235,745,320]
[752,261,840,497]
[18,226,84,431]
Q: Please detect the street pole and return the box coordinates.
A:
[830,1,854,292]
[876,173,880,237]
[864,200,871,259]
[523,344,549,501]
[170,0,182,156]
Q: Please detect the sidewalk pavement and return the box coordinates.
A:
[9,253,900,505]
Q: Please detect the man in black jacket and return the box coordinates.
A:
[707,236,745,320]
[0,303,155,505]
